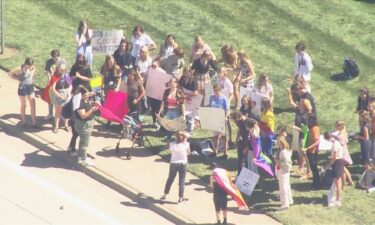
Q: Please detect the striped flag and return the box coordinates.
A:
[213,168,247,208]
[250,135,274,176]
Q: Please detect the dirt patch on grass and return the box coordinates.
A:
[0,47,19,59]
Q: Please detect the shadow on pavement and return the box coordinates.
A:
[21,150,78,171]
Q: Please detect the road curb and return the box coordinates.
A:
[0,118,195,224]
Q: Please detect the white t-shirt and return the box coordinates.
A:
[170,141,190,164]
[294,52,313,81]
[216,77,233,100]
[331,140,343,160]
[131,34,155,59]
[137,57,152,74]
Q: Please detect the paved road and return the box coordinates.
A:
[0,128,172,225]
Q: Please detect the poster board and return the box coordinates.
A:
[92,30,124,54]
[157,116,187,132]
[145,68,172,101]
[203,84,214,106]
[183,88,203,115]
[198,107,226,134]
[235,167,260,197]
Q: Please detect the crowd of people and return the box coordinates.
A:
[7,19,375,223]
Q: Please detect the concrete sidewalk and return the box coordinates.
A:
[0,70,280,225]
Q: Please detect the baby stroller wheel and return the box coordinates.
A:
[126,151,132,160]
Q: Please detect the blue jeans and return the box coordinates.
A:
[261,133,274,158]
[164,108,181,140]
[164,163,187,198]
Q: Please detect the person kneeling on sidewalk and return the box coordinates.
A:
[74,86,98,166]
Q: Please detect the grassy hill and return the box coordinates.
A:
[2,0,375,224]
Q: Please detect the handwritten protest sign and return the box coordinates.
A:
[92,30,123,54]
[235,167,260,197]
[198,107,226,134]
[183,88,203,115]
[145,68,172,101]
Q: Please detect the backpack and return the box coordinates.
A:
[62,98,73,119]
[343,57,359,79]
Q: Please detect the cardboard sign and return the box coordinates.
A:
[92,30,124,54]
[235,167,260,197]
[183,88,203,115]
[145,67,172,100]
[198,107,226,133]
[157,116,187,132]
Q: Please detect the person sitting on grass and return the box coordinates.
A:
[210,83,230,159]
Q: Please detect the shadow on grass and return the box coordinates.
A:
[330,72,348,81]
[274,107,295,115]
[355,0,375,3]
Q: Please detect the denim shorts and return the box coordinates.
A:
[18,84,34,96]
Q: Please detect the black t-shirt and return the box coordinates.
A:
[75,99,94,121]
[302,92,317,118]
[113,50,132,71]
[236,119,249,142]
[179,79,197,92]
[191,58,218,74]
[69,64,92,91]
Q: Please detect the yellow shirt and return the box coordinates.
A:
[260,110,275,132]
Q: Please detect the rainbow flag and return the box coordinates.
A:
[250,136,274,176]
[213,168,247,208]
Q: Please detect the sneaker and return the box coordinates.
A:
[160,195,167,201]
[81,158,95,167]
[328,200,341,207]
[178,197,188,203]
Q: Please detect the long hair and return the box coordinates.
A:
[237,49,255,75]
[132,25,144,37]
[261,97,273,113]
[257,73,269,91]
[101,55,116,77]
[221,45,237,68]
[77,20,90,40]
[117,39,129,52]
[164,34,175,48]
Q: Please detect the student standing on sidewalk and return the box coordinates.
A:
[161,131,190,203]
[8,58,40,129]
[74,86,98,166]
[44,49,66,120]
[210,162,228,225]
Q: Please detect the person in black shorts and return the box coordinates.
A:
[210,163,228,225]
